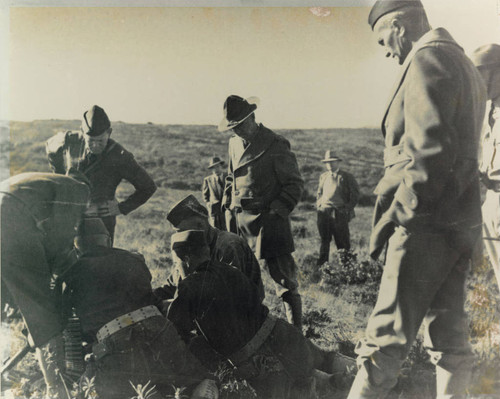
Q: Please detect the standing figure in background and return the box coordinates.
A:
[348,1,486,398]
[316,151,359,266]
[46,104,157,242]
[202,156,227,230]
[471,43,500,289]
[219,95,304,329]
[1,172,89,398]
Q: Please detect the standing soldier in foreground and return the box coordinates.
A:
[219,95,304,329]
[472,44,500,289]
[316,150,359,266]
[202,156,227,230]
[348,1,486,398]
[46,105,157,242]
[1,172,89,398]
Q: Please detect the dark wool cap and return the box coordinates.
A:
[81,105,111,137]
[368,0,424,29]
[471,44,500,68]
[76,218,110,238]
[171,230,206,251]
[166,195,208,227]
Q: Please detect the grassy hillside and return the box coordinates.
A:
[1,120,499,398]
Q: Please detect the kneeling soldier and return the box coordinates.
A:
[167,230,354,399]
[60,219,218,399]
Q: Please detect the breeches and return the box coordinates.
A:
[263,254,299,298]
[317,208,350,261]
[355,227,476,393]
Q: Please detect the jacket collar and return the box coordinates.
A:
[381,28,461,136]
[232,124,276,169]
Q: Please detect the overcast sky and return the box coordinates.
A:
[1,0,499,129]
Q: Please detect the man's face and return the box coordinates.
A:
[479,67,500,101]
[374,17,411,65]
[232,117,254,141]
[84,130,111,154]
[325,160,340,172]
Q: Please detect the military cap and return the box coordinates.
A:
[81,105,111,137]
[368,0,424,29]
[76,218,110,238]
[218,95,260,132]
[208,156,225,169]
[166,195,209,227]
[321,150,342,163]
[471,44,500,68]
[171,230,206,251]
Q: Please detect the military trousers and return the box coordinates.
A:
[348,227,476,399]
[482,189,500,289]
[317,208,350,265]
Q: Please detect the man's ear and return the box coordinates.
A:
[392,18,405,37]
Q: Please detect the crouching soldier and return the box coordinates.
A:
[167,230,354,399]
[1,172,90,398]
[60,218,218,399]
[154,194,264,301]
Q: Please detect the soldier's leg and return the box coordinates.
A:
[348,228,462,399]
[423,250,474,398]
[332,210,351,251]
[100,215,116,244]
[316,209,333,266]
[266,254,302,329]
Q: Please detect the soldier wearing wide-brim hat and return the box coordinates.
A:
[472,43,500,291]
[316,150,359,266]
[219,95,305,329]
[45,105,157,242]
[348,1,487,398]
[202,156,227,230]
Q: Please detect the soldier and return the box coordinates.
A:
[61,218,218,399]
[154,194,264,301]
[316,151,360,266]
[167,230,353,399]
[219,95,304,329]
[1,172,89,398]
[202,156,227,230]
[348,1,486,398]
[471,44,500,289]
[46,105,157,242]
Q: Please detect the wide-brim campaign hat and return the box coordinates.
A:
[81,105,111,137]
[208,156,226,169]
[218,95,260,132]
[471,44,500,68]
[368,0,424,29]
[166,195,208,228]
[321,150,342,163]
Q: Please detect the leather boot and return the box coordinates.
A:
[282,292,302,330]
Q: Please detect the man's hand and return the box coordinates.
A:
[96,199,122,217]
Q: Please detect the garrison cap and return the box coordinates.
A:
[171,230,206,251]
[166,195,208,227]
[81,105,111,137]
[471,44,500,68]
[368,0,424,29]
[76,218,110,238]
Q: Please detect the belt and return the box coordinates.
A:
[85,199,116,217]
[96,305,162,342]
[383,143,411,167]
[228,315,277,366]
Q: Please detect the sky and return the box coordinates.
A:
[0,0,499,129]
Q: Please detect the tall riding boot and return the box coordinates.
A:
[282,292,302,330]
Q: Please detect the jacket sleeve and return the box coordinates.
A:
[316,173,325,208]
[118,151,157,215]
[167,284,195,342]
[269,139,304,216]
[385,48,460,228]
[222,145,234,209]
[346,173,360,210]
[202,177,210,204]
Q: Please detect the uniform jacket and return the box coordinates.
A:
[225,124,304,258]
[1,172,89,346]
[154,227,264,301]
[370,28,487,258]
[316,169,360,220]
[63,247,158,341]
[46,131,157,215]
[202,173,225,216]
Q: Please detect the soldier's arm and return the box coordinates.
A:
[222,146,234,209]
[118,152,157,215]
[202,178,210,204]
[316,173,325,208]
[45,132,69,174]
[167,284,196,343]
[270,139,304,217]
[347,173,360,209]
